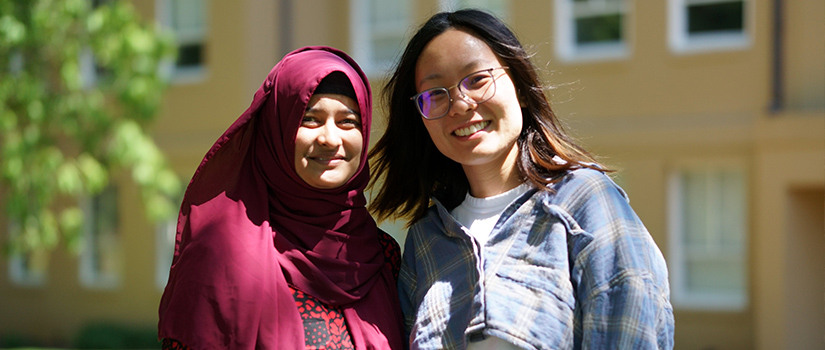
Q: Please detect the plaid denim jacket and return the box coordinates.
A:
[398,168,674,350]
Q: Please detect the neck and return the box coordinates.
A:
[462,144,523,198]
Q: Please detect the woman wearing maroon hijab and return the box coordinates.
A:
[158,46,404,349]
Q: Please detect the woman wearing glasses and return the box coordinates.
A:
[369,9,674,349]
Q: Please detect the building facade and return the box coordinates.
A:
[1,0,822,349]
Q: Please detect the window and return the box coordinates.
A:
[668,0,749,53]
[668,164,748,310]
[8,51,22,74]
[80,49,105,88]
[7,223,48,287]
[82,0,114,87]
[79,186,122,289]
[9,251,48,287]
[157,0,208,81]
[440,0,510,21]
[350,0,412,76]
[155,218,176,290]
[555,0,629,62]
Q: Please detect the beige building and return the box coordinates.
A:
[1,1,822,349]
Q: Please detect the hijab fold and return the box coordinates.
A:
[158,46,403,350]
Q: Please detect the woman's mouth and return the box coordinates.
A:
[308,154,345,164]
[453,120,491,137]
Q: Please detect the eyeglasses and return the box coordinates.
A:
[410,67,509,120]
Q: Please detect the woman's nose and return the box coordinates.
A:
[316,122,342,147]
[447,87,474,117]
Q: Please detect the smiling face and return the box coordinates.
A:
[415,28,523,181]
[294,93,364,189]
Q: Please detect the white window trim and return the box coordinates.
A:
[554,0,630,63]
[155,219,176,290]
[80,48,99,88]
[438,0,510,21]
[668,0,751,54]
[9,255,46,287]
[7,223,47,287]
[349,0,412,77]
[79,192,122,290]
[667,159,749,311]
[9,51,23,74]
[349,0,374,76]
[156,0,209,84]
[81,1,117,88]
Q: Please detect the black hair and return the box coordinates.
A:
[368,9,602,224]
[314,71,357,101]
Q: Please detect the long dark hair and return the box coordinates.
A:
[368,9,602,224]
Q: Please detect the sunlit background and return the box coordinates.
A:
[0,0,823,349]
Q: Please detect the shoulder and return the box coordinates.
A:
[377,229,402,280]
[542,167,629,209]
[402,202,469,266]
[536,168,646,256]
[555,167,622,194]
[407,201,451,238]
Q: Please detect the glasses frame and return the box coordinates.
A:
[410,67,509,120]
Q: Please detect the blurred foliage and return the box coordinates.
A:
[0,332,36,347]
[73,322,158,349]
[0,0,181,255]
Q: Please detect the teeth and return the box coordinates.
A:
[454,121,490,137]
[309,155,341,162]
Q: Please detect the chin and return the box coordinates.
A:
[316,178,348,189]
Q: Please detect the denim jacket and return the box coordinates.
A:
[398,168,674,350]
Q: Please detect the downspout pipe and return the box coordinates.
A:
[769,0,784,113]
[279,0,294,57]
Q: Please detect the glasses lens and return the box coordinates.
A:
[459,70,496,104]
[416,88,450,119]
[413,68,503,119]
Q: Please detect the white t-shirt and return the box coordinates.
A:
[451,182,533,246]
[451,183,532,350]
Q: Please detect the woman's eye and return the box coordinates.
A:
[463,74,490,89]
[339,117,362,128]
[426,89,448,102]
[301,116,320,126]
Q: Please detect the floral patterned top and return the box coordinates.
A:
[162,231,401,350]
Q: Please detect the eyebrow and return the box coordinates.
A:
[346,108,361,117]
[304,106,361,117]
[417,60,485,90]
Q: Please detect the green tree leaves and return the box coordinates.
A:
[0,0,181,255]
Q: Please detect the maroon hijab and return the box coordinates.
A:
[158,46,404,349]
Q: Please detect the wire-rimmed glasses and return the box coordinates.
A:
[410,67,509,120]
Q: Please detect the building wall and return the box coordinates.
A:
[535,1,823,348]
[0,0,289,344]
[784,187,825,350]
[0,176,161,342]
[753,115,825,350]
[0,0,822,348]
[784,1,825,110]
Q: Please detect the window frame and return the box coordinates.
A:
[349,0,412,77]
[78,186,122,290]
[155,218,176,290]
[667,159,749,311]
[6,223,48,288]
[439,0,510,21]
[668,0,751,54]
[81,0,114,87]
[554,0,631,63]
[156,0,209,83]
